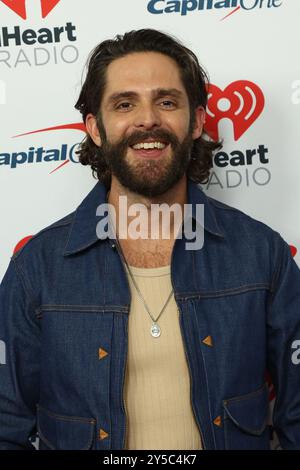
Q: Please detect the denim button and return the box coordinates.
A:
[99,348,108,360]
[213,416,222,427]
[202,335,213,347]
[99,429,109,440]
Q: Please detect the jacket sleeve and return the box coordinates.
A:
[0,257,40,450]
[267,235,300,450]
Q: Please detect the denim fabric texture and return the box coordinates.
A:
[1,178,300,450]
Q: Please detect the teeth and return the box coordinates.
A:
[132,142,167,150]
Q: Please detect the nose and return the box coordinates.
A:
[133,102,161,130]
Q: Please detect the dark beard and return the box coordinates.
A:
[97,117,194,197]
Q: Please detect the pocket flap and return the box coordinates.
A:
[37,405,96,450]
[223,384,269,436]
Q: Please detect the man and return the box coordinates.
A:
[0,29,300,450]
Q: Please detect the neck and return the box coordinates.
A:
[106,175,187,268]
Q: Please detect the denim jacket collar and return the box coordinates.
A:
[63,177,224,256]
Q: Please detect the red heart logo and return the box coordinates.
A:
[1,0,27,19]
[13,235,33,254]
[40,0,61,18]
[290,245,297,258]
[0,0,61,19]
[205,80,265,141]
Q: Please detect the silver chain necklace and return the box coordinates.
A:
[114,235,173,338]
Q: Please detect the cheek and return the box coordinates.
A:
[166,112,190,135]
[105,118,131,142]
[172,123,190,141]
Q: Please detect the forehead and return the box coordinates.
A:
[103,51,186,99]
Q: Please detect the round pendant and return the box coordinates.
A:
[151,323,161,338]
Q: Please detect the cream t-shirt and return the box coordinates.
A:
[123,263,202,450]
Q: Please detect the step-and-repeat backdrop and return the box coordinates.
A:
[0,0,299,450]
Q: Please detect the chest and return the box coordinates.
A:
[117,239,175,268]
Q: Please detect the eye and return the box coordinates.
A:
[116,102,133,111]
[160,100,176,108]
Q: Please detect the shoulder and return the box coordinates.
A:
[12,211,75,262]
[203,192,289,274]
[206,193,279,240]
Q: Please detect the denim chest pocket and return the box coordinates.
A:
[37,405,96,450]
[38,306,114,394]
[223,384,271,450]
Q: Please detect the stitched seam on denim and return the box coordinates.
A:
[110,314,115,449]
[207,200,225,237]
[36,311,129,319]
[223,383,267,404]
[268,241,286,430]
[82,429,94,450]
[223,385,268,435]
[37,419,94,450]
[37,426,56,450]
[12,258,41,320]
[223,412,267,436]
[200,290,268,299]
[37,405,96,424]
[64,238,102,256]
[223,408,229,449]
[39,304,128,309]
[270,236,285,297]
[63,207,79,255]
[117,315,128,450]
[191,300,216,449]
[39,305,128,313]
[176,284,270,299]
[63,208,104,255]
[266,240,288,430]
[175,294,202,301]
[12,257,34,299]
[39,304,127,309]
[191,249,197,291]
[205,283,270,294]
[106,312,114,447]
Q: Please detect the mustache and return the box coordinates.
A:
[121,129,180,148]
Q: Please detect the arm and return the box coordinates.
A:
[267,236,300,450]
[0,257,40,450]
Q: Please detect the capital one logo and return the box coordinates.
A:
[205,80,265,141]
[0,0,61,19]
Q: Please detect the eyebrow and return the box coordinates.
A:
[106,88,185,105]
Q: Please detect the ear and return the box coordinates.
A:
[85,113,102,146]
[192,106,206,140]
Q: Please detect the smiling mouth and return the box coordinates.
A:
[129,141,170,159]
[130,140,168,150]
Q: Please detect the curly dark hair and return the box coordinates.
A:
[75,29,222,188]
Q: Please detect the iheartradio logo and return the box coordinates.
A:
[205,80,265,141]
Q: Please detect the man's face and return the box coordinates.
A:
[88,52,204,197]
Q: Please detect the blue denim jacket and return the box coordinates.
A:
[1,178,300,450]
